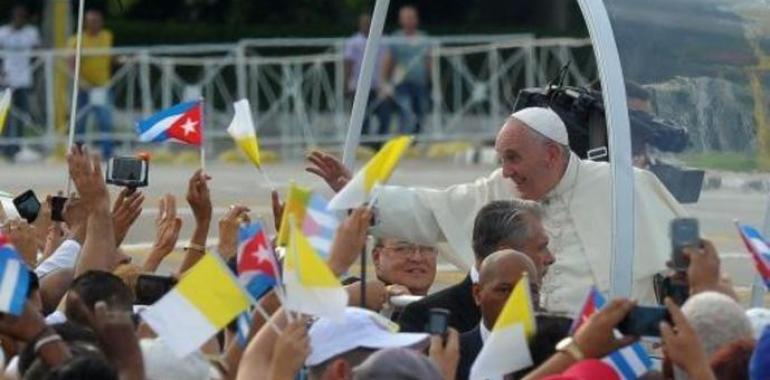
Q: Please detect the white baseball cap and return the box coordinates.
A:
[509,107,569,146]
[306,307,430,366]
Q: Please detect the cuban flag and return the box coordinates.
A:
[571,288,653,380]
[237,222,279,299]
[136,100,202,145]
[737,224,770,288]
[302,193,339,259]
[0,235,29,316]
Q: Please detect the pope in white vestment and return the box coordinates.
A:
[367,108,687,314]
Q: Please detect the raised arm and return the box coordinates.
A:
[143,194,182,273]
[178,169,212,274]
[68,146,116,277]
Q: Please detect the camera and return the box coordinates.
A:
[617,306,671,337]
[106,157,149,189]
[426,308,450,337]
[50,196,68,222]
[13,190,41,223]
[135,274,176,305]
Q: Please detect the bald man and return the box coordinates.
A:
[308,107,685,313]
[456,250,537,380]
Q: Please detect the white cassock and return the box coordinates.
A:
[371,152,687,314]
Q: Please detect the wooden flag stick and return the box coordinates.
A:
[200,98,206,172]
[253,302,281,335]
[258,167,276,192]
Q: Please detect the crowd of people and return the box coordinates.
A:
[0,104,765,380]
[0,4,767,380]
[343,4,433,146]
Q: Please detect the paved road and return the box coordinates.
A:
[1,159,767,288]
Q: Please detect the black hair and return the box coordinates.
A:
[66,271,134,325]
[472,200,542,261]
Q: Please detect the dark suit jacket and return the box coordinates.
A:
[397,275,480,333]
[457,325,483,380]
[455,315,573,380]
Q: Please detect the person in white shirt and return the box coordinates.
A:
[307,107,686,314]
[0,4,40,159]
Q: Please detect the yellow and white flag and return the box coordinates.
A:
[276,183,312,247]
[227,99,261,168]
[283,221,348,320]
[141,253,252,357]
[328,135,413,210]
[0,89,11,135]
[470,275,536,380]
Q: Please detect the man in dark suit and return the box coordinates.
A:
[456,250,570,380]
[398,199,555,333]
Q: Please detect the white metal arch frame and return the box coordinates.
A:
[577,0,635,299]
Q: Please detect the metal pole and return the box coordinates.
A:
[577,0,635,299]
[341,0,390,169]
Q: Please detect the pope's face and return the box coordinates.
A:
[495,120,555,200]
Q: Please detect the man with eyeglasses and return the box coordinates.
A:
[372,237,438,297]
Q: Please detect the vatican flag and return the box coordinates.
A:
[227,99,261,168]
[328,135,412,210]
[141,253,252,357]
[0,89,11,135]
[283,221,348,320]
[470,275,536,380]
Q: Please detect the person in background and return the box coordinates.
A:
[380,5,431,135]
[344,14,391,149]
[69,9,115,159]
[0,4,40,160]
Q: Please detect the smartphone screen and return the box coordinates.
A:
[135,274,177,305]
[670,218,699,271]
[426,308,450,336]
[50,196,67,222]
[617,306,671,337]
[107,157,148,188]
[13,190,41,223]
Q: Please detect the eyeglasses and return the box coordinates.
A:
[381,243,438,257]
